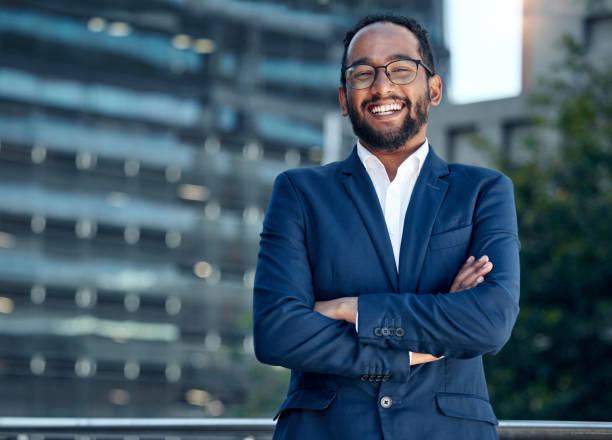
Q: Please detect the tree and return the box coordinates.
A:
[484,35,612,420]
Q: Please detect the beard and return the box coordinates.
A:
[347,93,429,152]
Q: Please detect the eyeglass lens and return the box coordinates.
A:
[347,59,419,89]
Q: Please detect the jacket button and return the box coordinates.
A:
[375,375,383,382]
[395,328,405,337]
[374,327,382,336]
[368,375,376,382]
[381,327,390,336]
[382,375,391,382]
[380,396,392,408]
[360,375,368,381]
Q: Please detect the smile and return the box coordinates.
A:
[367,102,405,117]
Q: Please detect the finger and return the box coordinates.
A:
[474,262,493,279]
[459,262,493,289]
[459,256,491,282]
[467,275,486,289]
[451,255,492,292]
[411,353,445,365]
[451,262,476,289]
[472,261,493,281]
[451,256,474,289]
[461,255,475,268]
[412,353,443,360]
[474,254,489,265]
[453,255,488,288]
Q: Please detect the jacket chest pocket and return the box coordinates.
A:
[419,225,473,293]
[429,224,472,250]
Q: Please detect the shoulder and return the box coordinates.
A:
[277,160,344,186]
[446,162,513,190]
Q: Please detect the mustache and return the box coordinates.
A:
[361,96,411,111]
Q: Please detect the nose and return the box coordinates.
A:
[370,67,394,96]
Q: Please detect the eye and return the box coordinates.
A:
[354,71,374,79]
[349,65,374,79]
[390,61,417,74]
[391,65,416,73]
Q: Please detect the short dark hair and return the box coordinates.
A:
[340,14,436,87]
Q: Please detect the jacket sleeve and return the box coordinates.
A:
[253,172,413,381]
[357,174,520,359]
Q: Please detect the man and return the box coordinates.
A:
[253,13,519,440]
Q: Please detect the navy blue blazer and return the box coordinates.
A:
[253,146,520,440]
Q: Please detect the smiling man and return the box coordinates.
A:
[253,14,520,440]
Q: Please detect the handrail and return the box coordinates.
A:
[0,418,273,436]
[0,418,611,439]
[498,421,612,439]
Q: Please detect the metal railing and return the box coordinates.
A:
[1,418,611,439]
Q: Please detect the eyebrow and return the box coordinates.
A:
[346,53,417,68]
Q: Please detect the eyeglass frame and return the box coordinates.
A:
[344,57,434,90]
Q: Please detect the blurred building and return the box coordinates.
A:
[0,0,448,417]
[426,0,612,167]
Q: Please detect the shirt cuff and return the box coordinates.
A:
[355,312,358,332]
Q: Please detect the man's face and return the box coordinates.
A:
[339,22,441,152]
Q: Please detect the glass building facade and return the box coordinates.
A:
[0,0,447,417]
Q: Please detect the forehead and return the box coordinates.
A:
[347,22,421,65]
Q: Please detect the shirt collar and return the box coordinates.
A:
[357,139,429,175]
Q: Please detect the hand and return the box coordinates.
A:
[411,352,444,365]
[314,256,492,365]
[314,297,357,324]
[449,255,493,293]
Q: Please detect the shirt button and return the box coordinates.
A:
[380,396,392,409]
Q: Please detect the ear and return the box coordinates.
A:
[428,74,443,106]
[338,86,349,116]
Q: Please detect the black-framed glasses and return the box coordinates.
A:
[345,58,433,90]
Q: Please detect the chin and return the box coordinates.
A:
[347,93,430,152]
[352,116,420,152]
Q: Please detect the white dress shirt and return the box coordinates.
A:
[357,139,429,270]
[354,139,429,353]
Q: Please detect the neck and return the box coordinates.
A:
[361,132,426,181]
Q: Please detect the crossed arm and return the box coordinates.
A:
[314,255,493,365]
[253,172,519,380]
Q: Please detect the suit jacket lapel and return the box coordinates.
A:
[340,147,398,292]
[398,148,450,293]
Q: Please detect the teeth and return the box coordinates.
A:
[371,103,403,115]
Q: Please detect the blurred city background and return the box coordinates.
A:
[0,0,610,421]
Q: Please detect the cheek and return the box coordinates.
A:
[401,81,428,100]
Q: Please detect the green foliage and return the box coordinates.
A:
[484,36,612,420]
